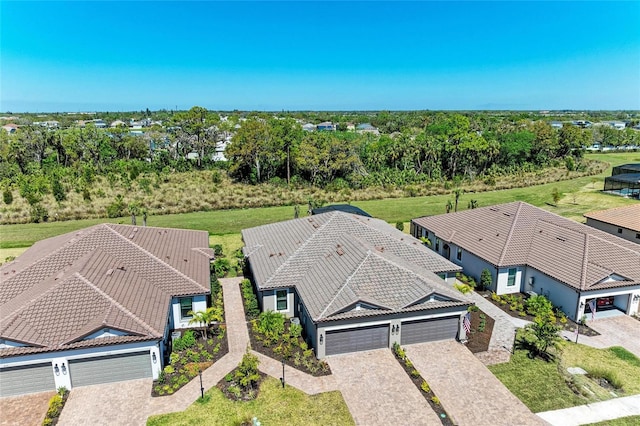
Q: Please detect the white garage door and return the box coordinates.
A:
[0,363,56,397]
[69,352,152,387]
[400,317,459,345]
[325,324,390,356]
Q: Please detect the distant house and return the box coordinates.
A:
[2,124,18,134]
[584,204,640,245]
[302,123,316,132]
[356,123,380,135]
[242,212,469,359]
[316,122,336,132]
[346,123,356,131]
[0,225,213,397]
[411,202,640,321]
[550,121,563,129]
[110,120,127,128]
[604,164,640,198]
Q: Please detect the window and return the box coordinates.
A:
[179,298,193,319]
[617,228,622,234]
[435,238,440,252]
[507,268,517,287]
[636,233,640,240]
[456,247,462,261]
[276,290,288,311]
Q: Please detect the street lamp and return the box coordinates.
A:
[199,370,204,399]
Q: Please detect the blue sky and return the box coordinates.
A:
[2,1,639,112]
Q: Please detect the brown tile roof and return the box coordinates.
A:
[0,224,212,356]
[242,212,468,322]
[412,202,640,292]
[584,204,640,232]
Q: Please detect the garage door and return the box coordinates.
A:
[325,324,389,356]
[401,317,459,345]
[69,352,152,387]
[0,363,55,397]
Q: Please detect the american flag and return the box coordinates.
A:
[588,300,596,321]
[463,313,471,334]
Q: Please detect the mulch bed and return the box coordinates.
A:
[392,347,454,426]
[247,322,331,377]
[482,292,600,337]
[43,390,69,426]
[151,326,229,397]
[464,309,494,353]
[217,368,268,401]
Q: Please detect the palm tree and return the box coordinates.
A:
[468,199,478,209]
[446,200,453,213]
[453,188,464,212]
[188,306,223,339]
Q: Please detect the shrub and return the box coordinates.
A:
[241,279,260,318]
[2,188,12,205]
[480,268,492,291]
[163,365,175,375]
[491,292,501,302]
[588,368,623,390]
[454,283,473,294]
[213,258,231,277]
[410,369,420,378]
[51,177,66,202]
[421,380,430,393]
[256,310,286,341]
[212,244,224,257]
[173,330,197,352]
[431,396,440,405]
[235,350,260,390]
[395,221,405,231]
[525,295,553,317]
[30,203,49,223]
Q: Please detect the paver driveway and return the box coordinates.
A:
[405,341,546,426]
[587,315,640,358]
[0,391,54,426]
[327,348,441,426]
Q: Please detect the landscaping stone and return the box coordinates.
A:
[567,367,588,375]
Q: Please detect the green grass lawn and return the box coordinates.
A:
[2,152,638,250]
[146,376,354,426]
[489,342,640,413]
[586,416,640,426]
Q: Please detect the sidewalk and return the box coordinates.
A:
[537,394,640,426]
[468,291,531,365]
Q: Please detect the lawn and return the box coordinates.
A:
[1,152,637,250]
[146,376,354,426]
[489,341,640,413]
[586,416,640,426]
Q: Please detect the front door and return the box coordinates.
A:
[443,244,450,260]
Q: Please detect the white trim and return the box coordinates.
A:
[274,289,288,312]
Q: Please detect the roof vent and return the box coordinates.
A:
[184,258,188,262]
[375,246,385,252]
[106,269,114,276]
[129,234,135,239]
[489,207,499,212]
[556,236,566,242]
[336,247,344,256]
[503,212,511,217]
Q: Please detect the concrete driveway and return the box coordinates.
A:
[0,391,54,426]
[588,315,640,358]
[405,341,546,426]
[327,349,441,425]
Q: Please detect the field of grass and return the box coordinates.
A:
[1,152,637,250]
[146,376,354,426]
[489,340,640,413]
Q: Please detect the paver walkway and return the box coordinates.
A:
[468,291,531,365]
[57,277,346,425]
[537,394,640,426]
[0,390,54,426]
[327,349,441,425]
[406,340,546,426]
[58,277,248,426]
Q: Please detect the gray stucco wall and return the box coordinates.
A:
[585,218,640,245]
[260,287,295,317]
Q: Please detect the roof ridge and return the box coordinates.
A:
[319,250,372,319]
[72,272,161,339]
[103,224,209,293]
[263,213,337,286]
[580,233,590,290]
[498,201,524,265]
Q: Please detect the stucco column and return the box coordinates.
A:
[51,357,71,390]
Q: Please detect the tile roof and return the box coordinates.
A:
[0,224,212,356]
[413,202,640,292]
[584,204,640,232]
[242,212,468,322]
